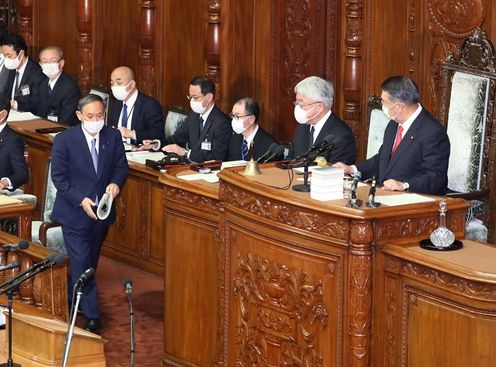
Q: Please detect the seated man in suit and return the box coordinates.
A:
[141,76,231,163]
[227,97,278,161]
[335,76,450,195]
[0,93,28,190]
[35,46,81,125]
[0,33,46,113]
[110,66,165,145]
[292,76,356,164]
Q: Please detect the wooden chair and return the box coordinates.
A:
[364,94,389,159]
[89,85,112,126]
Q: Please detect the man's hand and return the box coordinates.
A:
[117,127,136,139]
[106,183,120,198]
[139,140,158,151]
[81,197,98,220]
[163,144,187,157]
[383,179,406,191]
[333,162,354,175]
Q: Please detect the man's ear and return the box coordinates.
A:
[0,110,8,122]
[76,110,83,122]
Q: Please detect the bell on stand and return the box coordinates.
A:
[242,141,261,176]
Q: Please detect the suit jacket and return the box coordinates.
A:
[293,112,356,164]
[357,108,450,195]
[0,125,29,189]
[6,58,47,113]
[36,72,81,126]
[110,91,165,143]
[228,126,278,161]
[0,64,9,94]
[161,105,231,162]
[51,125,129,230]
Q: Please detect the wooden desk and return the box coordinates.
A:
[9,120,167,276]
[377,241,496,367]
[0,199,34,240]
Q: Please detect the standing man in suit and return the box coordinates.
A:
[141,76,231,162]
[292,76,356,164]
[335,76,450,195]
[227,97,278,161]
[109,66,165,144]
[35,46,81,125]
[0,33,46,113]
[0,93,28,190]
[51,94,128,333]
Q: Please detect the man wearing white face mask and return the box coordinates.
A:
[51,94,128,333]
[0,33,46,113]
[141,76,231,162]
[109,66,164,144]
[291,76,356,164]
[35,46,81,125]
[334,76,450,195]
[227,97,278,161]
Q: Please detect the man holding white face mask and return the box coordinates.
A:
[109,66,164,145]
[291,76,356,164]
[35,46,81,125]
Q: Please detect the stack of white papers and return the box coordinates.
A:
[221,160,247,170]
[7,110,40,121]
[126,151,164,165]
[310,166,344,201]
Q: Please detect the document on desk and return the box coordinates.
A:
[126,151,164,165]
[7,110,41,121]
[375,193,435,206]
[0,195,22,206]
[179,172,220,183]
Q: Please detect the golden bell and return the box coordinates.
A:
[314,156,328,166]
[242,158,262,176]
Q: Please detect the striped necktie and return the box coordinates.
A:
[241,139,249,160]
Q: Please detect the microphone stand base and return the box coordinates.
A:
[292,184,310,192]
[346,199,363,208]
[366,201,381,208]
[0,363,21,367]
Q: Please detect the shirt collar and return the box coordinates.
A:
[123,89,138,108]
[243,124,259,146]
[0,123,6,134]
[49,73,62,89]
[200,104,214,122]
[16,56,28,78]
[399,104,422,134]
[311,109,332,139]
[81,124,100,146]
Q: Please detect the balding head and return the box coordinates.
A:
[110,66,137,101]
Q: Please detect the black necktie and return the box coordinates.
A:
[122,103,128,129]
[309,126,315,148]
[13,71,19,97]
[198,116,204,138]
[48,82,52,96]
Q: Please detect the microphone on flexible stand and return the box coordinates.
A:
[258,144,285,164]
[122,278,135,367]
[1,240,29,252]
[256,143,279,163]
[366,176,381,208]
[346,171,363,208]
[0,261,20,272]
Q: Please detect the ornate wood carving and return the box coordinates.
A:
[233,251,328,366]
[77,0,93,92]
[164,186,221,213]
[384,274,400,367]
[114,195,127,231]
[15,0,33,49]
[139,0,156,97]
[220,183,348,240]
[206,1,221,98]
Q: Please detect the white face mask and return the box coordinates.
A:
[294,104,318,124]
[190,97,206,114]
[4,51,22,70]
[382,103,398,120]
[41,62,60,78]
[111,81,132,101]
[231,117,247,135]
[83,120,105,135]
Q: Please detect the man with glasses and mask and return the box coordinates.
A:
[227,97,278,161]
[292,76,356,164]
[0,33,46,113]
[109,66,164,145]
[335,76,449,195]
[35,46,81,125]
[141,75,231,162]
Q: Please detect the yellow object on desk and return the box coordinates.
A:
[0,195,22,206]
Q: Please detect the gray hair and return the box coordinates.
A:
[78,94,104,112]
[39,45,64,60]
[294,76,334,109]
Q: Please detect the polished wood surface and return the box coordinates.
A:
[0,199,34,240]
[375,241,496,367]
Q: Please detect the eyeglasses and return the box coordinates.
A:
[229,113,252,119]
[186,94,205,102]
[294,101,320,108]
[40,59,61,64]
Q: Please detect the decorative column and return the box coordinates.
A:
[206,1,221,99]
[15,0,32,48]
[139,0,156,97]
[77,0,93,93]
[348,220,373,367]
[343,0,363,156]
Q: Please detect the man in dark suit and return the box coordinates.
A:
[227,97,278,161]
[51,94,128,333]
[0,26,10,93]
[335,76,450,195]
[141,76,231,162]
[0,93,28,190]
[292,76,356,164]
[35,46,81,125]
[109,66,164,144]
[0,33,47,113]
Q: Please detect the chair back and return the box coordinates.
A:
[89,86,112,125]
[365,94,389,159]
[164,107,188,137]
[43,160,57,222]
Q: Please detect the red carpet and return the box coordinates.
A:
[91,256,164,367]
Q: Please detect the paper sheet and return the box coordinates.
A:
[179,172,220,183]
[0,195,22,206]
[126,151,164,165]
[375,193,435,206]
[7,110,41,121]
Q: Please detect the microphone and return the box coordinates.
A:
[292,134,340,165]
[366,176,381,208]
[351,171,361,193]
[256,143,279,163]
[2,240,29,251]
[0,261,20,272]
[346,171,363,208]
[75,267,95,287]
[260,144,285,163]
[123,278,133,295]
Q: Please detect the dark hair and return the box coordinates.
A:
[0,33,28,56]
[190,76,216,97]
[238,97,260,123]
[380,76,419,104]
[78,94,104,112]
[0,93,10,113]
